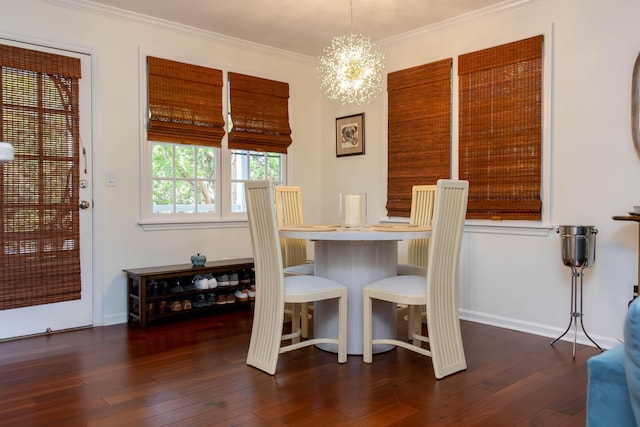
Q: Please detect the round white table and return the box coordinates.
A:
[279,225,431,355]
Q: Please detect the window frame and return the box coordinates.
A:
[458,29,553,234]
[137,51,288,230]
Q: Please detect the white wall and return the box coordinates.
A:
[2,0,639,348]
[0,0,324,326]
[320,0,640,347]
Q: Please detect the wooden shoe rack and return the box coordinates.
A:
[124,258,254,327]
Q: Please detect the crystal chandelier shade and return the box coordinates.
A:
[318,3,385,104]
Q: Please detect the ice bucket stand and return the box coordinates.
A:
[551,225,603,357]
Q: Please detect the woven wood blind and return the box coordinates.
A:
[0,43,82,310]
[458,35,543,220]
[228,72,292,154]
[147,56,224,147]
[387,59,452,217]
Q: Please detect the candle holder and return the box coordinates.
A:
[340,193,367,230]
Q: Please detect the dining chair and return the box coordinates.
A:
[363,179,468,379]
[275,185,314,337]
[245,180,347,375]
[397,184,437,338]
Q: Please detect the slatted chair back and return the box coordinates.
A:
[275,186,308,269]
[407,185,438,269]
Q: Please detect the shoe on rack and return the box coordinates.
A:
[193,275,208,290]
[207,275,218,289]
[247,286,256,301]
[239,269,252,285]
[225,293,236,304]
[169,282,184,293]
[159,281,168,295]
[157,300,168,314]
[182,299,192,310]
[193,295,207,308]
[229,273,240,286]
[216,294,227,305]
[207,293,218,306]
[168,301,182,312]
[234,289,248,302]
[216,274,230,287]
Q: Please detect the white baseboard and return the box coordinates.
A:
[460,309,619,350]
[101,312,128,326]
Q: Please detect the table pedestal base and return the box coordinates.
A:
[313,240,398,355]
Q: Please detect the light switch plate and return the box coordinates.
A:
[105,170,117,187]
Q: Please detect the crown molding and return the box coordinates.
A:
[45,0,318,63]
[378,0,546,47]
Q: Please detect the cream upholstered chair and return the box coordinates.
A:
[363,179,468,379]
[275,185,314,337]
[245,180,347,375]
[397,184,437,276]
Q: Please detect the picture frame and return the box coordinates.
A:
[336,113,365,157]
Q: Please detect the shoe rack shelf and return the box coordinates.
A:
[123,258,254,327]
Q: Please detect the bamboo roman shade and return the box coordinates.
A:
[147,56,225,147]
[0,43,82,310]
[386,59,452,217]
[228,72,292,154]
[458,35,543,220]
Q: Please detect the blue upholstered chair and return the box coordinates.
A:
[587,298,640,426]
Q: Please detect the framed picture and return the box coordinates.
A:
[336,113,365,157]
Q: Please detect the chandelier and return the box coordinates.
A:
[319,1,385,104]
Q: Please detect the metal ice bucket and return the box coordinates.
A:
[557,225,597,268]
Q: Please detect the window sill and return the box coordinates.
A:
[138,219,248,231]
[381,217,554,237]
[463,220,554,237]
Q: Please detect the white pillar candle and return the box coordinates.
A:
[344,194,362,227]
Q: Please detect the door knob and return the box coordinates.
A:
[79,200,91,209]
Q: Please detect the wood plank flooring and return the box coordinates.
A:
[0,307,601,426]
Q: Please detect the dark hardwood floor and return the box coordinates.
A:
[0,307,600,426]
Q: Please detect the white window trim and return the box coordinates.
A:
[459,25,554,237]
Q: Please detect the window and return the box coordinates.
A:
[458,35,543,220]
[142,57,290,226]
[145,56,224,222]
[227,72,291,213]
[386,59,452,217]
[151,143,216,215]
[230,150,283,213]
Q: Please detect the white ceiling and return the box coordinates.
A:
[86,0,510,57]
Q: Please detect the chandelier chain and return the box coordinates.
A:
[350,0,353,34]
